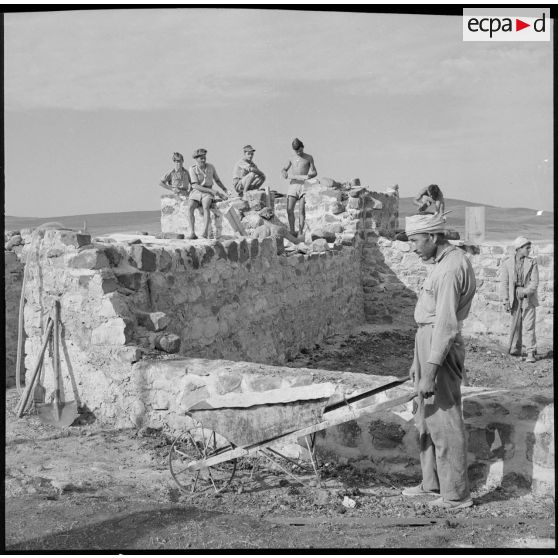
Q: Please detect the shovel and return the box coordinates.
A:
[37,300,79,427]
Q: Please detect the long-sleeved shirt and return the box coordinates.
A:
[414,245,476,365]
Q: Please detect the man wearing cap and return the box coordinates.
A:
[251,207,304,245]
[233,145,266,197]
[402,213,476,510]
[499,237,539,363]
[159,152,191,196]
[188,148,230,239]
[281,138,317,237]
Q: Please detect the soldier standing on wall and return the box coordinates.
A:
[402,213,476,510]
[281,138,317,237]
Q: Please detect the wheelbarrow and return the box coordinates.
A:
[169,378,415,495]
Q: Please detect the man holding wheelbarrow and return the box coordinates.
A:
[403,213,476,510]
[499,236,539,363]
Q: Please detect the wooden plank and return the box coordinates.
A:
[223,206,247,236]
[188,382,337,410]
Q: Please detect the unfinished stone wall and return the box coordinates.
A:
[360,236,554,343]
[4,230,34,387]
[161,183,399,244]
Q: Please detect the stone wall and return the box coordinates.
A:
[19,225,366,410]
[5,251,25,387]
[161,183,400,245]
[4,229,33,387]
[360,236,554,344]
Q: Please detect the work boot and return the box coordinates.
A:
[509,349,521,357]
[427,496,473,510]
[525,352,536,363]
[402,484,439,497]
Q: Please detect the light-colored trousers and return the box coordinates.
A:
[413,325,470,502]
[510,301,537,354]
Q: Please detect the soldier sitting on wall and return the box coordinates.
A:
[251,207,304,245]
[159,152,191,196]
[232,145,266,197]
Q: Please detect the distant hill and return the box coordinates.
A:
[5,197,553,241]
[398,198,554,241]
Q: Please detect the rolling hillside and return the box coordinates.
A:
[5,197,553,241]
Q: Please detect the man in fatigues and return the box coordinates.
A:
[403,213,476,510]
[499,236,539,363]
[187,148,230,240]
[281,138,317,237]
[232,145,266,197]
[159,152,191,195]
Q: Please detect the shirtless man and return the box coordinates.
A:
[281,138,317,236]
[414,184,445,216]
[188,148,230,239]
[232,145,266,197]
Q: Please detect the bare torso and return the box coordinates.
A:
[289,153,314,177]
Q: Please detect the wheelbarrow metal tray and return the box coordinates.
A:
[187,383,337,447]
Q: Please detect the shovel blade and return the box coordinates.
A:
[37,401,79,427]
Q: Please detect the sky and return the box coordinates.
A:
[4,8,554,217]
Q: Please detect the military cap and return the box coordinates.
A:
[192,148,207,159]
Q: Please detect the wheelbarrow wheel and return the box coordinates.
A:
[169,423,237,495]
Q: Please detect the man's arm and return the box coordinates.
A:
[212,167,228,195]
[158,172,173,191]
[522,260,539,297]
[281,160,292,179]
[306,155,317,180]
[429,270,462,366]
[413,186,428,207]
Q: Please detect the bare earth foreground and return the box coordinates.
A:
[5,325,554,550]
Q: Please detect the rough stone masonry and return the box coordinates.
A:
[4,181,554,496]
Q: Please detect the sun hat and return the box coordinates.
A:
[514,236,531,250]
[405,212,450,236]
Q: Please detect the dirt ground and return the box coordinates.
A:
[4,325,555,551]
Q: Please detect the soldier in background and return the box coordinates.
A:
[500,236,539,363]
[414,184,445,216]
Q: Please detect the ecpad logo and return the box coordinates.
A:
[463,10,550,41]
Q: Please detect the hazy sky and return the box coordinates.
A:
[4,8,554,217]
